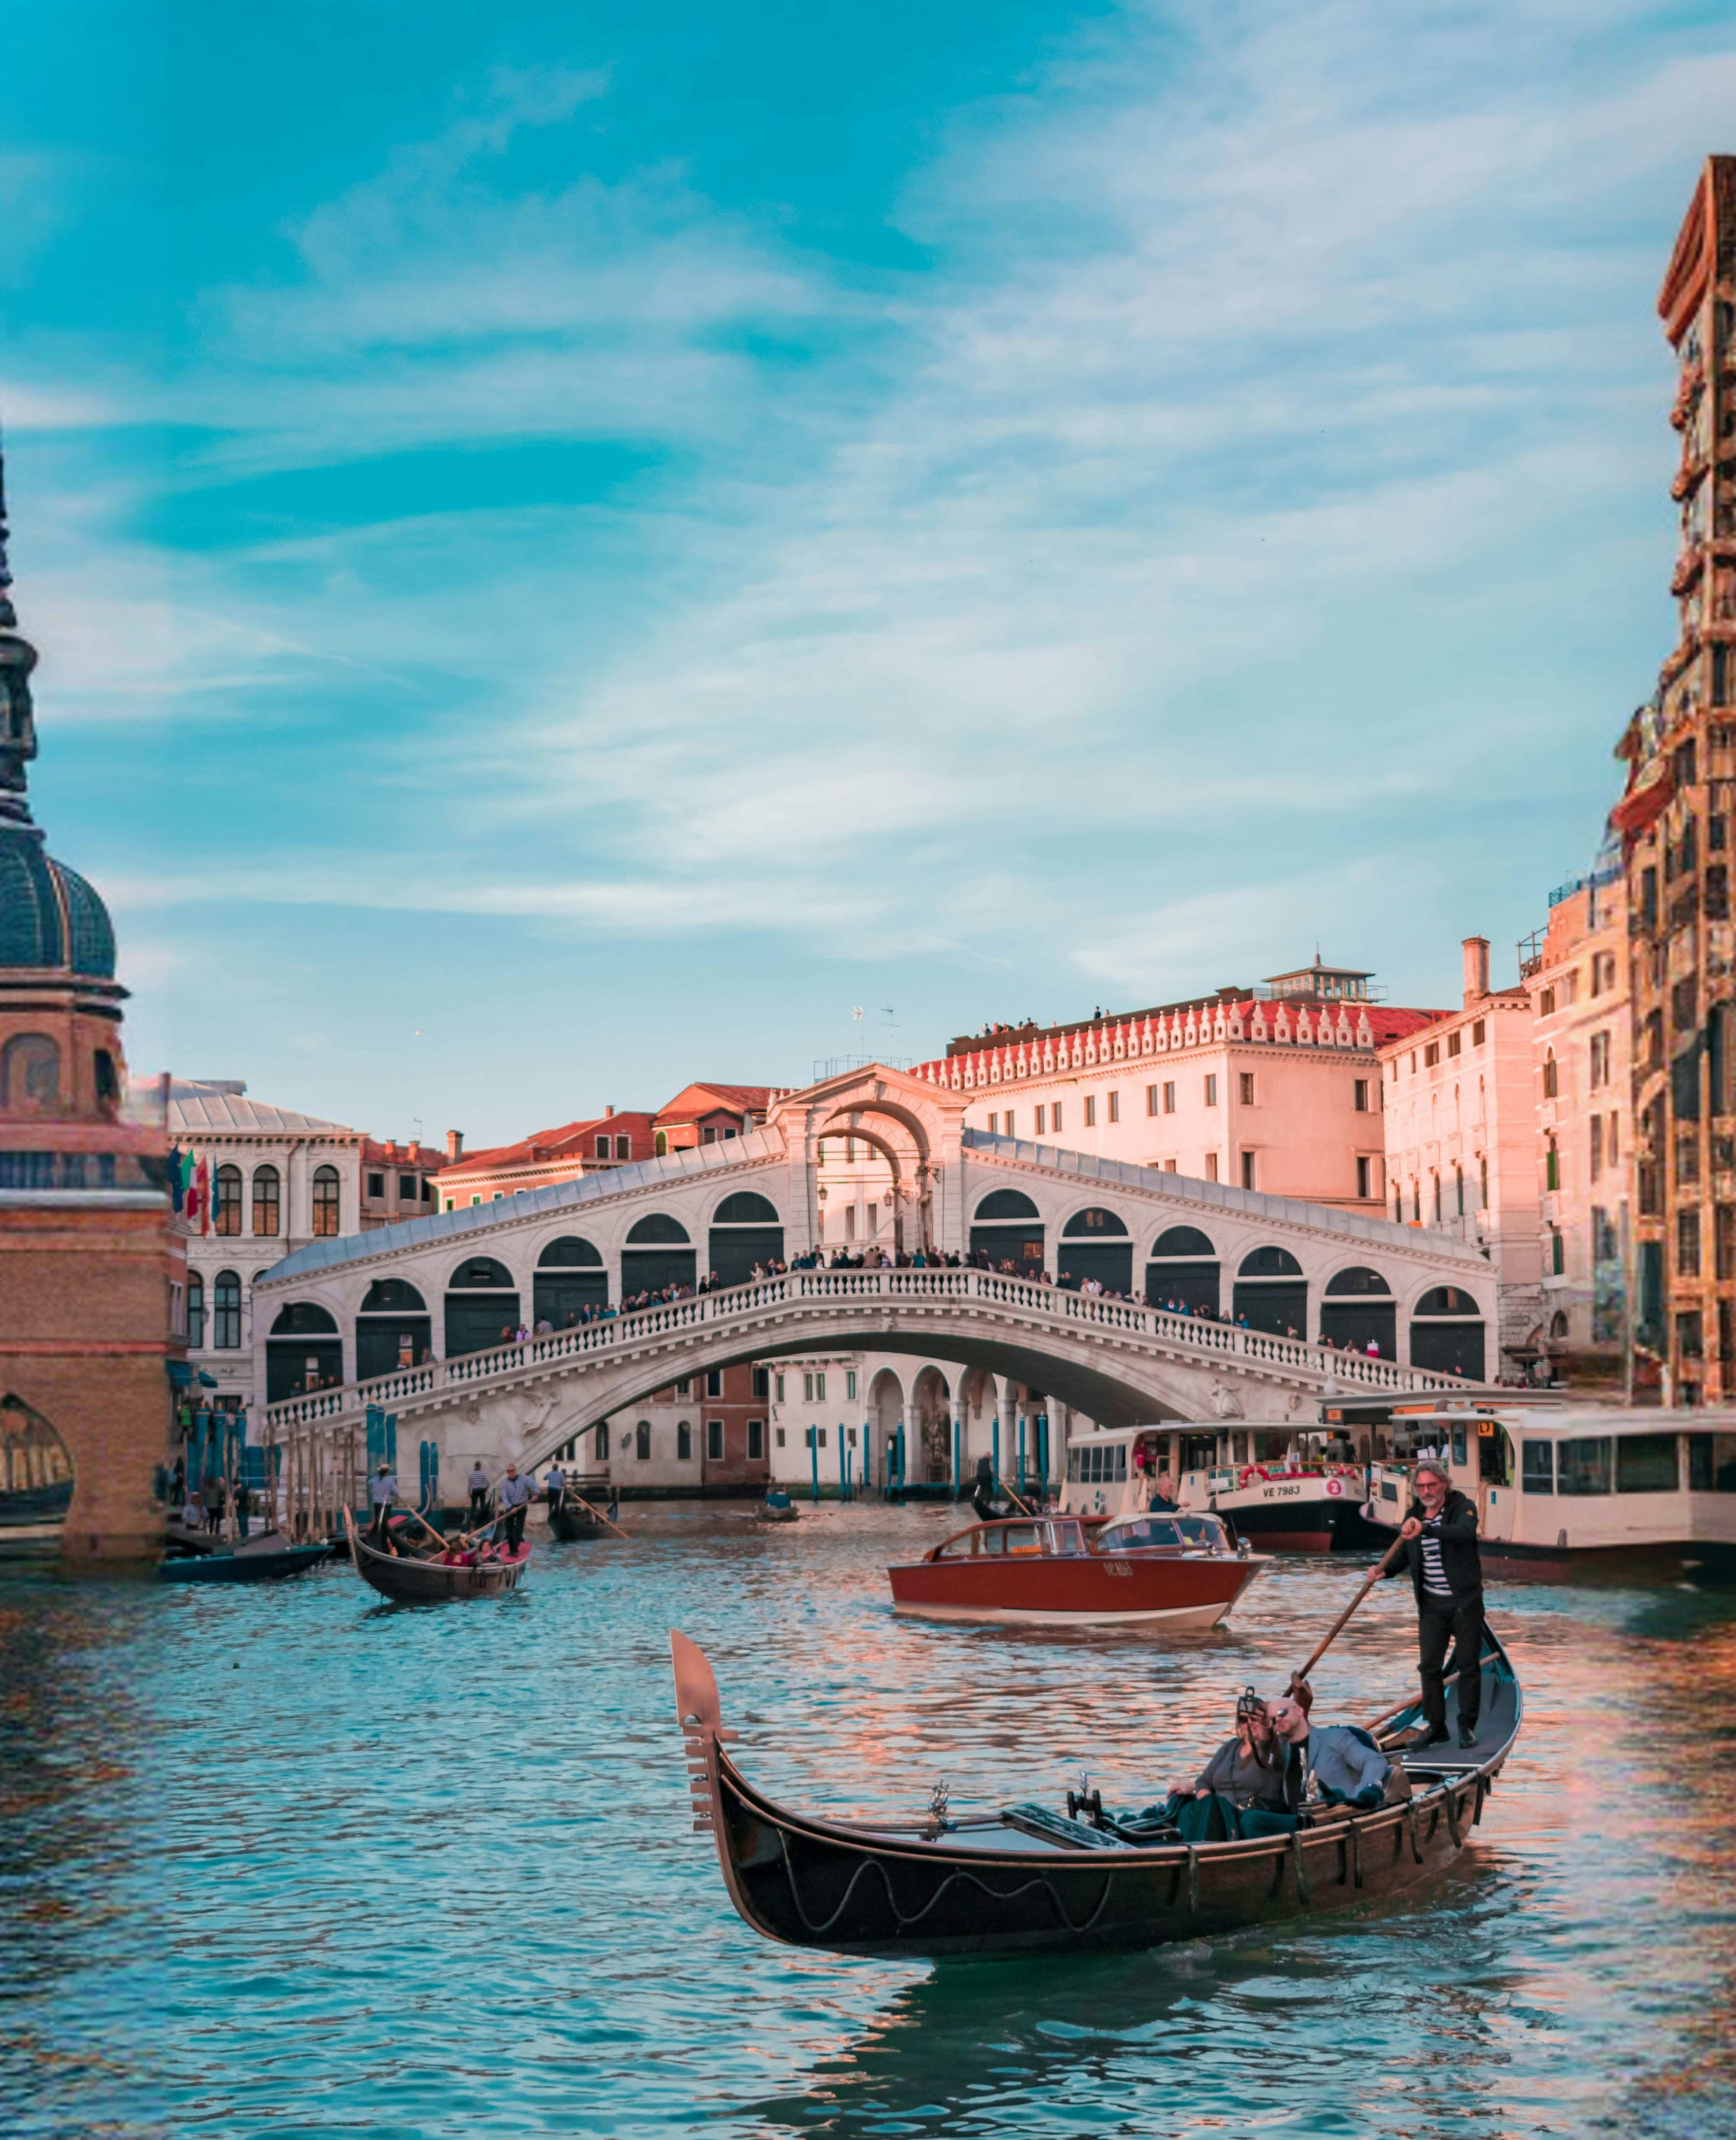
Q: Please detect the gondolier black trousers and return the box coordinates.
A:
[1417,1592,1484,1733]
[469,1489,489,1522]
[503,1505,526,1550]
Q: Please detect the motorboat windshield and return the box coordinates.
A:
[1097,1511,1231,1555]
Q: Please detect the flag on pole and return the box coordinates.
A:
[192,1155,211,1235]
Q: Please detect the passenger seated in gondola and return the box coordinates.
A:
[1138,1689,1290,1843]
[1263,1688,1393,1821]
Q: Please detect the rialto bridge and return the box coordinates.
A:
[255,1066,1494,1486]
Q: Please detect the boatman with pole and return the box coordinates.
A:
[467,1460,490,1524]
[1385,1456,1485,1749]
[498,1464,533,1552]
[368,1461,397,1544]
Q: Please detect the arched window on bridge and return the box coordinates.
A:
[1232,1245,1307,1339]
[1145,1225,1219,1315]
[971,1188,1044,1277]
[622,1214,696,1298]
[356,1277,431,1382]
[1320,1266,1395,1357]
[708,1190,783,1288]
[266,1302,342,1404]
[535,1236,607,1328]
[1057,1207,1131,1294]
[444,1256,519,1359]
[1410,1285,1486,1381]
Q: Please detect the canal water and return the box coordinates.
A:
[3,1503,1733,2140]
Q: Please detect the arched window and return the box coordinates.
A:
[265,1302,341,1402]
[1415,1286,1480,1316]
[654,1130,668,1156]
[269,1302,338,1335]
[1545,1138,1560,1191]
[1455,1164,1465,1217]
[1062,1207,1128,1235]
[975,1189,1040,1221]
[1232,1245,1307,1338]
[212,1271,241,1348]
[1056,1206,1131,1291]
[252,1164,280,1238]
[187,1273,205,1349]
[623,1213,697,1295]
[360,1277,426,1312]
[1543,1050,1558,1098]
[311,1165,341,1237]
[626,1213,690,1244]
[635,1421,651,1461]
[94,1050,118,1110]
[1320,1266,1394,1355]
[538,1236,603,1267]
[1410,1286,1486,1380]
[1145,1226,1219,1314]
[1323,1266,1391,1295]
[1151,1226,1214,1258]
[0,1033,60,1114]
[355,1277,432,1378]
[713,1191,778,1225]
[708,1192,784,1285]
[1550,1309,1570,1340]
[214,1164,242,1237]
[677,1421,692,1461]
[443,1257,519,1358]
[1432,1172,1442,1222]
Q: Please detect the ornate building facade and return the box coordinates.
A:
[0,457,183,1558]
[1619,155,1736,1405]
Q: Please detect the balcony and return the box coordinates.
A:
[1672,548,1707,598]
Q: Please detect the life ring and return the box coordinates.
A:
[1239,1466,1261,1488]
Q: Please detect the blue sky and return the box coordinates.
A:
[4,1,1733,1146]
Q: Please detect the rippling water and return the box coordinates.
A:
[3,1503,1733,2140]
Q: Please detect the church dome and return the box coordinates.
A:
[0,827,116,977]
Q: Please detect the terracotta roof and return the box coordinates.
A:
[437,1112,656,1180]
[654,1083,778,1122]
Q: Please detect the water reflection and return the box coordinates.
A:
[0,1507,1732,2140]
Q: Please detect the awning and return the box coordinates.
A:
[1610,770,1675,842]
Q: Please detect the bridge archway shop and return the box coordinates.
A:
[1145,1226,1219,1315]
[708,1192,783,1288]
[1232,1246,1307,1339]
[1320,1266,1395,1358]
[445,1257,518,1359]
[622,1213,695,1297]
[1409,1286,1487,1382]
[355,1278,430,1382]
[266,1302,342,1403]
[971,1189,1044,1276]
[534,1237,607,1327]
[1057,1207,1131,1295]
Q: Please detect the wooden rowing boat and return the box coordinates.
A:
[344,1511,530,1600]
[670,1627,1521,1957]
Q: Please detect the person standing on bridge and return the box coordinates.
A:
[498,1464,533,1552]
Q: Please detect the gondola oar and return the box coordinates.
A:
[559,1488,630,1541]
[1289,1535,1407,1697]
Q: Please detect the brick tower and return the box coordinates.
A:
[1619,156,1736,1404]
[0,448,184,1559]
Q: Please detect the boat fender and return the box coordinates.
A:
[1445,1788,1463,1850]
[1185,1846,1200,1916]
[1404,1803,1423,1864]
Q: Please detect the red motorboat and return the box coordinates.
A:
[887,1510,1268,1631]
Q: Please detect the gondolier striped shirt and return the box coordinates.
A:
[1419,1514,1453,1598]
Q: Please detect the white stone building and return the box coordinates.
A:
[170,1079,438,1413]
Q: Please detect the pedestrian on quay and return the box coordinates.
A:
[205,1477,226,1535]
[498,1464,533,1552]
[1383,1457,1485,1749]
[368,1462,398,1543]
[467,1461,490,1524]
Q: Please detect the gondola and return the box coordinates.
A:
[344,1509,530,1600]
[547,1499,615,1542]
[670,1626,1521,1958]
[161,1536,330,1584]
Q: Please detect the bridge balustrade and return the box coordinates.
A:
[262,1264,1470,1437]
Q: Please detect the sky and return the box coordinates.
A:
[3,1,1733,1147]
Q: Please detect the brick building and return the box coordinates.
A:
[0,459,183,1560]
[1618,155,1736,1405]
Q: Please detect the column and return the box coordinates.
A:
[997,1376,1020,1490]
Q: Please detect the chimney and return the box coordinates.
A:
[1462,937,1490,1008]
[605,1104,614,1118]
[445,1129,464,1162]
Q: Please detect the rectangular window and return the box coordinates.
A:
[1163,1082,1176,1114]
[1679,1209,1702,1279]
[1356,1155,1371,1200]
[675,1378,691,1397]
[1164,1159,1177,1173]
[1107,1090,1120,1124]
[775,1372,785,1403]
[1589,1031,1610,1087]
[1354,1079,1369,1112]
[1616,1434,1678,1494]
[815,1372,826,1401]
[1084,1096,1097,1127]
[595,1136,610,1158]
[397,1173,418,1201]
[1003,1112,1014,1138]
[1472,1020,1486,1046]
[1052,1103,1062,1133]
[845,1369,857,1400]
[1686,1433,1736,1490]
[1424,1042,1440,1068]
[1447,1032,1461,1058]
[1034,1105,1045,1136]
[1204,1075,1218,1107]
[1240,1151,1256,1190]
[1538,987,1556,1017]
[803,1372,814,1402]
[747,1419,764,1460]
[986,1113,997,1135]
[1238,1073,1255,1106]
[367,1171,385,1198]
[751,1367,769,1398]
[1146,1084,1160,1116]
[1559,1437,1612,1494]
[707,1420,724,1461]
[1590,1115,1603,1182]
[1551,1227,1565,1275]
[616,1136,631,1160]
[1521,1440,1554,1495]
[1204,1152,1219,1182]
[775,1427,785,1448]
[706,1367,722,1397]
[252,1170,280,1239]
[846,1427,857,1447]
[169,1280,185,1340]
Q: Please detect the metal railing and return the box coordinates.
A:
[263,1265,1475,1436]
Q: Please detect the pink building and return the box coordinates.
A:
[910,959,1443,1212]
[1380,937,1542,1376]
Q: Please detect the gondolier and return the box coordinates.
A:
[467,1461,490,1523]
[368,1462,397,1543]
[544,1462,566,1514]
[1384,1456,1484,1748]
[498,1464,533,1550]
